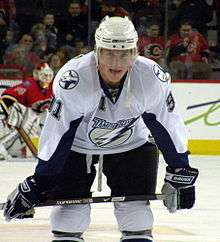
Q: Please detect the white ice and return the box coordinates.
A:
[0,155,220,242]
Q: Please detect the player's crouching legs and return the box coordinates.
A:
[50,204,91,242]
[114,201,154,242]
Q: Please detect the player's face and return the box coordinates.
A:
[98,49,133,86]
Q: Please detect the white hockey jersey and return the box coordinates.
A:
[36,51,189,176]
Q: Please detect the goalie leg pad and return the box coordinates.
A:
[50,204,91,234]
[0,143,12,160]
[52,231,84,242]
[114,201,153,232]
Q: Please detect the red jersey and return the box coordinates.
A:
[2,78,52,113]
[137,36,165,62]
[166,31,209,62]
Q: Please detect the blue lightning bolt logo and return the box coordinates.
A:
[90,117,139,148]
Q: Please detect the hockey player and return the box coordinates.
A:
[3,16,198,242]
[0,63,53,159]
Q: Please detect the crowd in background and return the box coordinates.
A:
[0,0,220,79]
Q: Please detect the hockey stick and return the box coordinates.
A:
[187,99,220,110]
[16,127,38,156]
[0,194,165,210]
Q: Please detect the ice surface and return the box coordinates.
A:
[0,155,220,242]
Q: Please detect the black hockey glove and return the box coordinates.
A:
[161,166,199,213]
[3,176,43,221]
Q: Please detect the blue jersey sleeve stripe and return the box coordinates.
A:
[142,112,189,168]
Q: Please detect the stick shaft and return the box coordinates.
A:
[0,194,165,210]
[187,99,220,109]
[16,127,38,156]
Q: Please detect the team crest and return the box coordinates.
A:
[15,87,26,95]
[144,43,163,59]
[89,117,139,148]
[59,70,79,90]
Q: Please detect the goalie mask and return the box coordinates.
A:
[33,63,54,88]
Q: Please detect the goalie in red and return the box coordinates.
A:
[0,63,54,159]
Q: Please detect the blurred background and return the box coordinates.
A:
[0,0,220,80]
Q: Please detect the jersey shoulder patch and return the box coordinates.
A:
[153,64,169,82]
[58,70,80,90]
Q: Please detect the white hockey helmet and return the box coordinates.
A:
[95,16,138,51]
[33,63,54,87]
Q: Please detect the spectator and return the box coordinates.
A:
[131,0,162,30]
[57,0,88,46]
[73,39,90,56]
[0,0,16,21]
[0,9,18,63]
[47,53,62,75]
[216,0,220,52]
[43,0,66,16]
[173,0,213,36]
[91,0,103,22]
[3,33,41,75]
[14,0,42,34]
[31,23,47,58]
[100,1,129,18]
[166,21,212,79]
[56,46,75,66]
[31,13,58,56]
[0,3,20,43]
[80,45,91,55]
[0,9,8,63]
[42,13,58,54]
[137,22,165,66]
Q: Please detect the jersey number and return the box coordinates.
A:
[49,97,62,120]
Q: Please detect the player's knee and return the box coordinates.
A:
[114,201,153,231]
[120,230,153,242]
[50,204,91,233]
